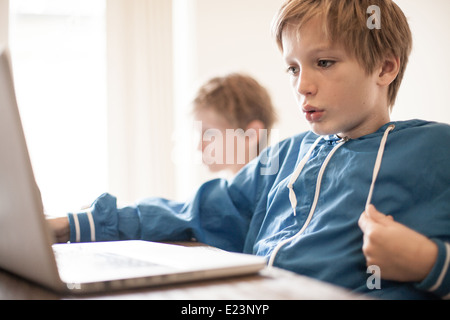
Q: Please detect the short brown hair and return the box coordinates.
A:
[193,73,277,130]
[272,0,412,109]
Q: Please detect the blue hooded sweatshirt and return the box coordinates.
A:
[68,120,450,300]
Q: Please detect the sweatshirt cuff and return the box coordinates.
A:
[67,193,120,243]
[68,210,96,243]
[416,239,450,299]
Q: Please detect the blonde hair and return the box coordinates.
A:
[272,0,412,109]
[193,73,277,130]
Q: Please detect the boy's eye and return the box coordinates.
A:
[317,60,335,68]
[286,66,299,76]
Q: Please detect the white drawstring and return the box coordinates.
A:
[269,136,348,268]
[288,136,323,217]
[365,124,395,211]
[268,125,395,269]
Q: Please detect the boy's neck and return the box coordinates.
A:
[338,112,391,140]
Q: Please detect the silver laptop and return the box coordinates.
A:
[0,47,267,294]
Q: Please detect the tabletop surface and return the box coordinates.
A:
[0,266,368,300]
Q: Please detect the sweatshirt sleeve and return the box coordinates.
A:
[66,164,266,252]
[415,239,450,299]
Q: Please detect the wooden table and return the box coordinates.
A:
[0,266,366,301]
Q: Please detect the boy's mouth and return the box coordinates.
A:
[302,105,325,122]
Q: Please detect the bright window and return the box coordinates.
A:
[9,0,107,215]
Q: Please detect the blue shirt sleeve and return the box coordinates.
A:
[67,175,264,253]
[416,239,450,299]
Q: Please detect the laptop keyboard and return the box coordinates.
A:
[52,244,179,285]
[53,244,159,270]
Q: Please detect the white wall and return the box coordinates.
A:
[107,0,175,204]
[0,0,8,46]
[193,0,300,138]
[392,0,450,123]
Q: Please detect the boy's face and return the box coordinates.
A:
[282,17,390,139]
[194,108,248,174]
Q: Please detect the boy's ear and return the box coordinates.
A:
[377,56,400,87]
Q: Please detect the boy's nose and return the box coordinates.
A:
[297,71,317,96]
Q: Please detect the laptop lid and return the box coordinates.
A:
[0,47,65,291]
[0,47,266,294]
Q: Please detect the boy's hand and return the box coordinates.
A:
[46,217,70,243]
[358,205,438,282]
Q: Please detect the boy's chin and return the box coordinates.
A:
[309,125,337,137]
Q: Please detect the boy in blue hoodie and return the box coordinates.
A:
[49,0,450,299]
